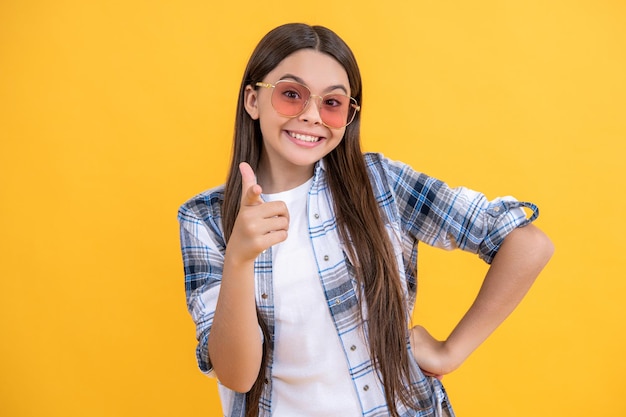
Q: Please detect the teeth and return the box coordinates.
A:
[289,132,320,142]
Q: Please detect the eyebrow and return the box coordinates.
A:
[279,73,349,95]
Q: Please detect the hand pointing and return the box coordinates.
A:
[226,162,290,264]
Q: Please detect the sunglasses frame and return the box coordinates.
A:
[255,80,360,129]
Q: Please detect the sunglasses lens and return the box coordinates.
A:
[318,94,355,128]
[272,82,310,116]
[271,81,358,128]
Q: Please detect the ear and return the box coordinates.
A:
[243,85,260,120]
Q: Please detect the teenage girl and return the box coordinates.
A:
[179,23,554,417]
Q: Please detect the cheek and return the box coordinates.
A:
[257,93,278,117]
[331,127,347,142]
[258,105,276,123]
[257,111,285,140]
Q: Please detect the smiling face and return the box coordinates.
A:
[243,49,351,192]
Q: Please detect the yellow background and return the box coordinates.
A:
[1,1,624,416]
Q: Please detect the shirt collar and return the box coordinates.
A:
[315,158,326,174]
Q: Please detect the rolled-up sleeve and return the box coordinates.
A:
[383,156,538,264]
[178,191,226,375]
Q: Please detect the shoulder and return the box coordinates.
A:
[363,153,451,214]
[363,152,419,175]
[178,185,226,233]
[362,152,428,188]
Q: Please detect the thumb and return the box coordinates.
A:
[239,162,263,206]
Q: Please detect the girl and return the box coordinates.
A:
[179,23,553,417]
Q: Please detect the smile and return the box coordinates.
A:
[288,131,321,143]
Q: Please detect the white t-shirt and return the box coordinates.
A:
[263,178,363,416]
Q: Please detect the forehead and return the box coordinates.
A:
[266,49,350,92]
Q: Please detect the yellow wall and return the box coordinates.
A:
[1,1,624,416]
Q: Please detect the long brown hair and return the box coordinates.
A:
[222,23,418,417]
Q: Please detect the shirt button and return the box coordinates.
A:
[493,206,500,212]
[314,213,320,219]
[363,385,369,391]
[350,345,357,351]
[335,299,341,305]
[323,255,329,261]
[261,293,268,299]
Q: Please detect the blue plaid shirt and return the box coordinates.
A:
[178,153,538,417]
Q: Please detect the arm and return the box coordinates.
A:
[411,223,554,376]
[208,252,261,392]
[208,162,289,392]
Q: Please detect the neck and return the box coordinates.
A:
[257,158,315,194]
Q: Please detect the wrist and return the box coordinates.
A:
[440,338,471,373]
[223,248,256,272]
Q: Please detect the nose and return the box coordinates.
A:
[298,95,324,125]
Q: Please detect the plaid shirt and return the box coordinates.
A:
[178,153,538,417]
